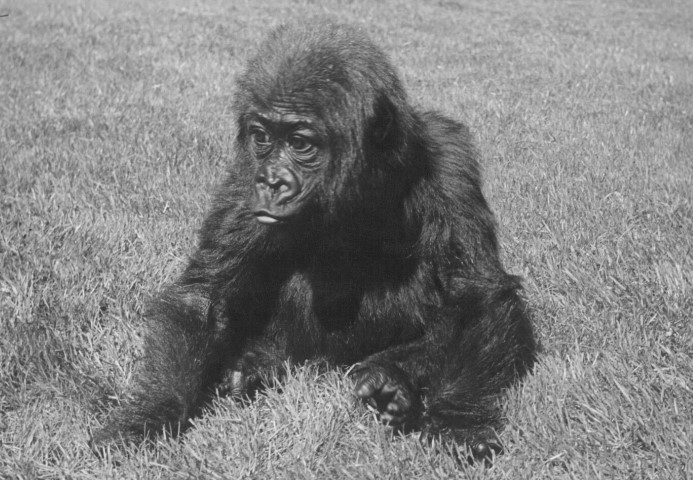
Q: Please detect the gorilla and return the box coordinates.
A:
[92,21,536,462]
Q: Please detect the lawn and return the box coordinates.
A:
[1,0,692,478]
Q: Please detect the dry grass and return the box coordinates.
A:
[1,0,691,478]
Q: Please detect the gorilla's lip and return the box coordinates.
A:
[253,210,285,224]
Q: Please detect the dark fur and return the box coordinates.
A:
[92,22,536,461]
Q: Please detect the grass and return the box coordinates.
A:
[1,0,691,478]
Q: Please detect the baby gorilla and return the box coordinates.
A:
[92,21,536,463]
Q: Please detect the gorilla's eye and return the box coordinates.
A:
[288,135,315,154]
[250,127,271,147]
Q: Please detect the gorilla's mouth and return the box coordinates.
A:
[253,210,283,224]
[253,204,304,224]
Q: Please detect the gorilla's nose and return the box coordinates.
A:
[254,165,301,204]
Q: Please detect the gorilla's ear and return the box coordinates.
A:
[370,95,398,149]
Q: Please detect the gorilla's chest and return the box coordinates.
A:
[270,269,437,361]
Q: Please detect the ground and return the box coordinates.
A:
[1,0,692,478]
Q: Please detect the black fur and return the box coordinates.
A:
[92,22,536,462]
